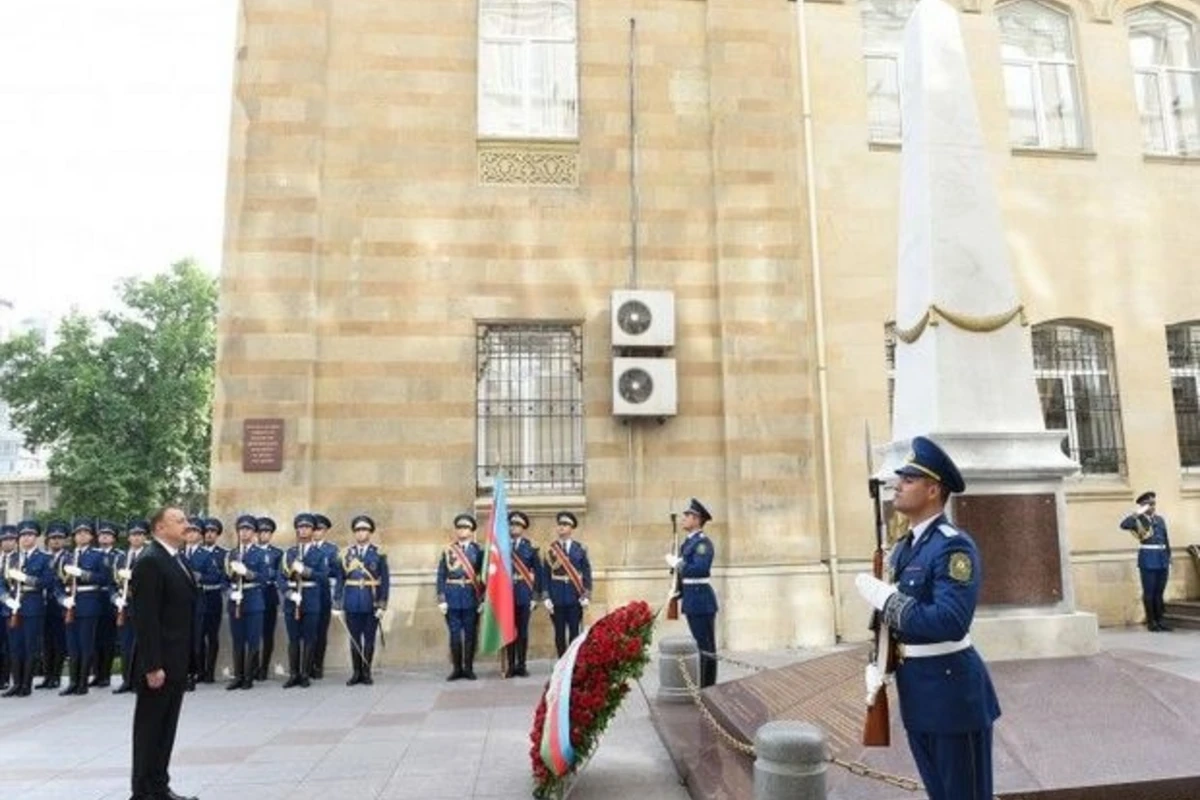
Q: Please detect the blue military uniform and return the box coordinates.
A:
[277,513,330,688]
[437,513,483,681]
[37,522,69,689]
[675,498,719,688]
[311,513,339,680]
[3,521,52,696]
[111,519,149,694]
[91,520,123,687]
[198,517,228,682]
[865,436,1001,800]
[181,517,217,685]
[255,516,283,680]
[225,514,269,690]
[56,518,112,696]
[543,511,592,658]
[1120,490,1172,632]
[335,514,389,686]
[506,510,540,678]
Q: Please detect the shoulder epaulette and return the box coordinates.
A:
[937,523,960,538]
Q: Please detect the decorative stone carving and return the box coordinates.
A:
[477,141,579,187]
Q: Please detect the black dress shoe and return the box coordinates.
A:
[164,790,199,800]
[113,683,133,694]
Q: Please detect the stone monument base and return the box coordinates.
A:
[972,610,1099,661]
[651,645,1200,799]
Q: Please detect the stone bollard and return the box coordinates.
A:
[753,721,828,800]
[656,636,699,704]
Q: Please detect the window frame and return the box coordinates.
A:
[1167,322,1200,471]
[997,0,1088,151]
[1127,5,1200,156]
[476,0,580,141]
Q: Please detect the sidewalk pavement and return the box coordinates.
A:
[0,626,1193,800]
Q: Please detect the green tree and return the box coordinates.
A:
[0,260,218,520]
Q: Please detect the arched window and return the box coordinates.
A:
[997,0,1086,149]
[1032,322,1125,474]
[859,0,919,142]
[478,0,578,139]
[1127,5,1200,155]
[1166,322,1200,469]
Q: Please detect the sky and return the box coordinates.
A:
[0,0,239,322]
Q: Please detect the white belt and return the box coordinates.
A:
[1139,544,1166,550]
[903,636,971,658]
[681,578,710,585]
[201,584,223,591]
[74,586,101,592]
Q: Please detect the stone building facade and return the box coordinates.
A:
[212,0,1200,663]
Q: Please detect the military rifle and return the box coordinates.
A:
[7,551,21,630]
[666,512,680,620]
[115,553,130,627]
[863,423,898,747]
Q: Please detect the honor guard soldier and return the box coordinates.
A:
[181,517,208,689]
[195,516,227,682]
[37,521,69,689]
[92,520,123,687]
[336,514,389,686]
[1121,491,1173,631]
[57,518,111,696]
[506,510,540,678]
[278,513,329,688]
[855,436,1001,800]
[437,513,483,681]
[310,513,339,679]
[225,515,269,690]
[666,498,719,688]
[255,516,283,680]
[543,511,592,658]
[111,520,149,694]
[4,521,52,696]
[0,525,14,689]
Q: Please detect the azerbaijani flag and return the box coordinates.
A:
[478,474,516,655]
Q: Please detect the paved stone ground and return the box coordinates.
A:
[0,626,1193,800]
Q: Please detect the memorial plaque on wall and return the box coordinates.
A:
[242,418,284,472]
[954,493,1062,606]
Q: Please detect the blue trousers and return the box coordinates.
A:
[552,603,582,657]
[43,607,66,677]
[262,593,279,664]
[445,607,477,648]
[1140,567,1168,624]
[907,727,993,800]
[282,606,319,646]
[228,605,264,653]
[66,615,98,664]
[7,612,44,665]
[346,612,378,659]
[686,612,717,687]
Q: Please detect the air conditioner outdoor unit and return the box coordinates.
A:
[612,357,677,418]
[611,290,675,348]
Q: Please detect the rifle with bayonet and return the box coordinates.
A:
[863,423,898,747]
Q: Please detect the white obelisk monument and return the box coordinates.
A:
[880,0,1098,659]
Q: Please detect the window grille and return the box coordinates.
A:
[1167,322,1200,469]
[476,322,584,496]
[1032,322,1126,474]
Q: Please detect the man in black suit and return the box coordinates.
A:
[130,506,199,800]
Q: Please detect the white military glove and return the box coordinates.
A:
[374,608,385,620]
[287,591,301,604]
[332,608,344,618]
[64,564,83,578]
[664,554,682,569]
[438,601,448,615]
[61,596,76,609]
[114,597,127,611]
[1137,504,1152,516]
[529,599,537,611]
[229,590,244,603]
[477,602,485,614]
[3,597,18,612]
[579,597,590,608]
[864,662,887,706]
[291,560,306,576]
[118,568,133,581]
[543,598,554,613]
[855,573,897,611]
[6,568,28,583]
[231,561,249,576]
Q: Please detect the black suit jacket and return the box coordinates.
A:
[131,539,196,686]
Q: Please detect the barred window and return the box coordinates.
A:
[1127,5,1200,156]
[1032,322,1126,475]
[1167,322,1200,469]
[860,0,918,143]
[998,0,1086,150]
[476,322,584,496]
